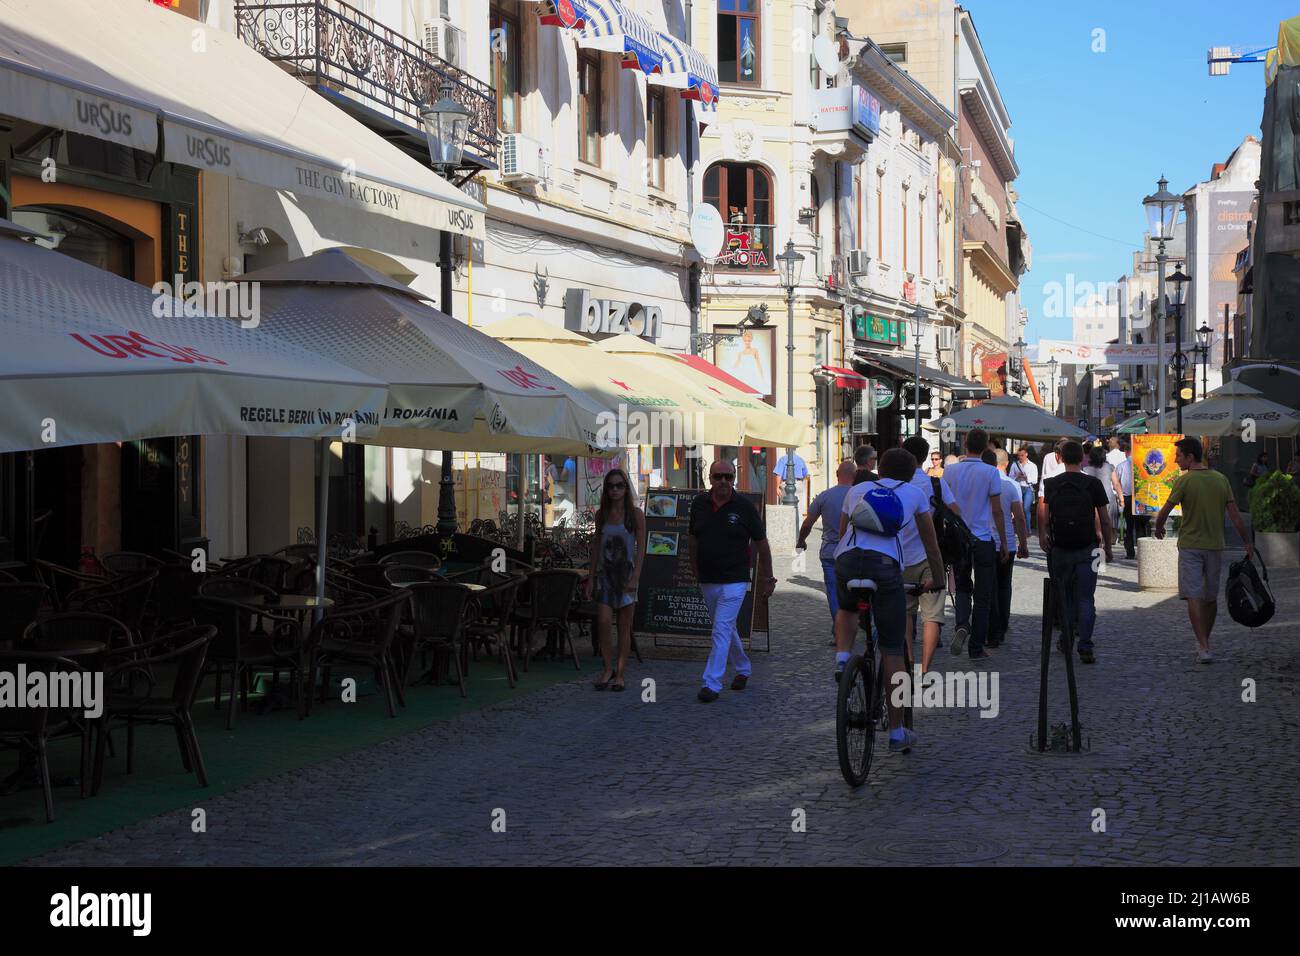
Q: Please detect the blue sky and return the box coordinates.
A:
[966,0,1292,344]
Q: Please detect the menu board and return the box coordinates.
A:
[634,488,763,647]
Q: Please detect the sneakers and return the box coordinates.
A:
[1196,649,1214,664]
[1078,649,1096,664]
[730,674,749,691]
[888,728,917,754]
[969,649,992,661]
[697,687,719,703]
[950,625,969,656]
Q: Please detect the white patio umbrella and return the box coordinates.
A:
[1179,380,1300,437]
[238,251,614,456]
[0,219,388,454]
[923,393,1088,442]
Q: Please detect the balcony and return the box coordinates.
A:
[235,0,497,177]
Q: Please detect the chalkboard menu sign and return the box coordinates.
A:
[634,488,763,647]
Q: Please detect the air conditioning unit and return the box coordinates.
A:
[501,133,544,184]
[424,20,464,68]
[850,387,876,434]
[848,249,871,275]
[935,325,956,352]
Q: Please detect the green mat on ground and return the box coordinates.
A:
[0,655,593,864]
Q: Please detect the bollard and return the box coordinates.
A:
[1037,574,1083,753]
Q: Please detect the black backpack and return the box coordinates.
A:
[1226,552,1275,628]
[1047,476,1096,549]
[931,476,975,567]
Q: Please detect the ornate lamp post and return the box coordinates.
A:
[420,82,472,536]
[1166,267,1191,432]
[1142,176,1183,432]
[775,240,805,507]
[1047,356,1058,416]
[1195,322,1212,399]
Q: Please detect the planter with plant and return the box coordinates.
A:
[1248,471,1300,567]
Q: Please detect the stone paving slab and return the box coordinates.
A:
[26,535,1300,866]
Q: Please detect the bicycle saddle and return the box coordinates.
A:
[845,578,878,592]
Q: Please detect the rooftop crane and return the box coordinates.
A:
[1207,45,1275,76]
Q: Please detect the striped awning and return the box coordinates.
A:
[650,31,720,107]
[578,0,664,76]
[532,0,593,30]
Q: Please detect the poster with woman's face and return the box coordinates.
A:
[714,327,774,399]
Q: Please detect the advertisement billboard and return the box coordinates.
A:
[1132,433,1184,516]
[1207,191,1253,365]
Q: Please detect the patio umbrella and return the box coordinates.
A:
[238,251,614,456]
[482,315,746,447]
[1115,413,1149,435]
[0,219,388,454]
[923,393,1088,442]
[1178,379,1300,437]
[594,336,809,448]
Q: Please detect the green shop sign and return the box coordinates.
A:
[872,379,895,409]
[852,311,907,347]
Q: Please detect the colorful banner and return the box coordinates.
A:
[1132,433,1184,516]
[979,353,1008,397]
[1038,340,1162,366]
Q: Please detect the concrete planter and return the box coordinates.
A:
[1137,535,1179,591]
[1255,531,1300,568]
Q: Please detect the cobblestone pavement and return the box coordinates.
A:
[29,537,1300,866]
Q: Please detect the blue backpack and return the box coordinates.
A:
[849,481,907,536]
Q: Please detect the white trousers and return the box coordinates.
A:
[701,582,752,692]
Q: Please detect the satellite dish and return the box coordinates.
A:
[690,204,725,259]
[813,34,840,76]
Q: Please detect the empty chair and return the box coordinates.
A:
[382,565,440,588]
[34,561,105,611]
[379,550,442,571]
[304,591,411,718]
[24,611,132,654]
[0,583,51,649]
[151,560,205,631]
[92,625,216,794]
[512,569,582,671]
[339,563,397,593]
[462,573,524,687]
[404,581,476,696]
[65,569,158,644]
[0,652,91,822]
[238,556,294,593]
[101,551,164,577]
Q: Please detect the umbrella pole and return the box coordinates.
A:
[314,438,330,621]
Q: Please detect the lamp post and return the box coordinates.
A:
[1195,322,1212,399]
[912,306,926,436]
[1047,356,1058,416]
[775,240,805,508]
[1167,267,1191,432]
[1012,336,1026,397]
[420,81,472,537]
[1142,176,1183,432]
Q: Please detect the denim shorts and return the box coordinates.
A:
[834,548,905,654]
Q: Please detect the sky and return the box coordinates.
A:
[964,0,1294,346]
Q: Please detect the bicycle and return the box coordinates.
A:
[835,580,926,787]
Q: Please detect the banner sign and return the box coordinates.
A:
[1039,340,1162,366]
[1132,433,1184,516]
[852,311,907,347]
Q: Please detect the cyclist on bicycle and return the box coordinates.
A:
[832,448,947,753]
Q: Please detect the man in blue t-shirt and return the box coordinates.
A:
[797,460,856,640]
[941,428,1008,660]
[773,450,810,517]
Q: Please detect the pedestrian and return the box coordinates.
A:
[772,449,810,517]
[797,460,857,644]
[1116,438,1136,559]
[986,448,1030,647]
[586,468,647,692]
[689,460,776,702]
[926,450,945,478]
[941,428,1009,660]
[832,448,946,754]
[943,453,959,467]
[903,436,961,671]
[1083,446,1123,545]
[1009,446,1039,532]
[1154,437,1254,663]
[1040,438,1067,484]
[1038,440,1112,664]
[853,443,878,484]
[1243,452,1269,491]
[1105,436,1126,470]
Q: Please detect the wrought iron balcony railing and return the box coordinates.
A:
[235,0,497,174]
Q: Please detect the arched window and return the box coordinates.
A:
[703,161,774,270]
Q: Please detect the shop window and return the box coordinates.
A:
[491,6,522,133]
[13,208,133,278]
[718,0,760,86]
[578,51,604,166]
[703,161,774,271]
[647,88,668,190]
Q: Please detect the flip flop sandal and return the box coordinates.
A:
[608,681,626,692]
[593,676,612,691]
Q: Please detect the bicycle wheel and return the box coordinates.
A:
[836,653,876,787]
[902,638,914,731]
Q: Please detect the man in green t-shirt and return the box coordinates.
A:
[1154,437,1254,663]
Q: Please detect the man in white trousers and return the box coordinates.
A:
[689,460,776,702]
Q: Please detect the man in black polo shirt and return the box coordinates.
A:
[689,459,776,702]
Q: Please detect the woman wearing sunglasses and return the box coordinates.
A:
[586,469,647,692]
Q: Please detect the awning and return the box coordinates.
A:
[579,0,665,76]
[814,365,869,390]
[681,355,758,394]
[855,350,990,401]
[649,31,720,108]
[533,0,594,30]
[0,0,485,239]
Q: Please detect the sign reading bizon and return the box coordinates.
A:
[564,288,663,340]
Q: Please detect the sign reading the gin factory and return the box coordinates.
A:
[564,288,663,340]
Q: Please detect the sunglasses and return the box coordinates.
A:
[606,482,626,490]
[710,473,736,482]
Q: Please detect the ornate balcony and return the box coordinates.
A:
[235,0,497,177]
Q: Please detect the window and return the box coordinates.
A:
[876,174,884,260]
[901,188,909,272]
[880,42,907,64]
[918,196,924,277]
[854,164,863,244]
[704,161,774,270]
[577,52,603,165]
[718,0,760,86]
[1286,201,1300,226]
[646,89,667,190]
[490,7,521,133]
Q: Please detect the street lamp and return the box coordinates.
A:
[1047,356,1058,415]
[775,239,805,508]
[912,306,926,436]
[1142,175,1183,432]
[420,81,471,536]
[1012,336,1027,397]
[1195,322,1212,399]
[1167,266,1191,431]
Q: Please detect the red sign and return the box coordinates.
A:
[718,230,770,268]
[903,279,917,303]
[555,0,578,29]
[700,83,716,105]
[70,330,228,365]
[979,352,1008,397]
[496,365,557,390]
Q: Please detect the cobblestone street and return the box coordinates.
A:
[28,537,1300,866]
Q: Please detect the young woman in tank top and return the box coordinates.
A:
[584,469,647,692]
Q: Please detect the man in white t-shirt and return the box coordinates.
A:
[833,448,946,754]
[988,448,1030,647]
[1116,438,1136,559]
[902,436,961,672]
[1040,440,1067,484]
[1105,436,1126,470]
[1009,447,1039,532]
[941,428,1008,660]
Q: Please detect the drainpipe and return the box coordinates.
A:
[952,3,962,379]
[686,0,701,354]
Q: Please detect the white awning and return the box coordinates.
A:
[578,0,665,76]
[0,0,484,239]
[649,31,720,109]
